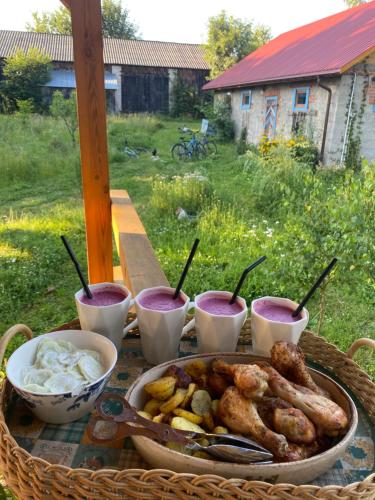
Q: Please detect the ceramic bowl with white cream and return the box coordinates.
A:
[6,330,117,424]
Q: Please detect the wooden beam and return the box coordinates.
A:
[69,0,113,283]
[111,190,169,295]
[59,0,71,9]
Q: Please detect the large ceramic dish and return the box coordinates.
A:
[126,352,358,484]
[6,329,117,424]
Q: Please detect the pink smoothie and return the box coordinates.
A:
[198,296,243,316]
[254,300,302,323]
[139,291,185,311]
[80,287,127,306]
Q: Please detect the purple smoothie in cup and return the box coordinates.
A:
[253,299,302,323]
[139,291,185,311]
[80,287,127,306]
[198,295,243,316]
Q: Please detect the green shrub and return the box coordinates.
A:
[201,99,234,142]
[151,172,213,214]
[258,135,319,170]
[236,127,248,155]
[0,48,51,113]
[170,75,200,118]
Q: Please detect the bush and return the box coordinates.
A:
[151,172,213,214]
[50,91,77,146]
[258,135,319,170]
[170,75,201,118]
[201,99,234,142]
[0,48,51,113]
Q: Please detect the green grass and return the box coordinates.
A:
[0,113,374,380]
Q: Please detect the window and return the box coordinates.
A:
[240,90,251,110]
[292,87,310,112]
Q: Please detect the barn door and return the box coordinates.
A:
[264,96,278,138]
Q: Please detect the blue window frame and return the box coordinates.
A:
[240,90,252,110]
[292,87,310,112]
[373,104,375,112]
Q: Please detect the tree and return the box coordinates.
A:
[26,7,71,35]
[0,48,51,113]
[26,1,139,39]
[50,90,78,147]
[344,0,367,6]
[204,11,271,79]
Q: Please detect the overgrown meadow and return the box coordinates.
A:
[0,114,374,377]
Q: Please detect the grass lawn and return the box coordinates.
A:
[0,113,374,379]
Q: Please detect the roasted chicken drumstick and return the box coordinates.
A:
[271,341,329,397]
[219,386,288,457]
[273,408,316,444]
[212,359,268,399]
[219,386,309,461]
[262,365,348,436]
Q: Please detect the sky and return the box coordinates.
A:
[1,0,348,43]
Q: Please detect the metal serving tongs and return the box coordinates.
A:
[87,393,273,464]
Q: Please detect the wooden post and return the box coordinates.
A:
[67,0,113,283]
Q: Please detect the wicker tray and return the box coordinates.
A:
[0,318,374,499]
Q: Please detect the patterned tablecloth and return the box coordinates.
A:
[5,334,375,486]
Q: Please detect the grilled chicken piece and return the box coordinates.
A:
[212,359,269,399]
[273,408,316,444]
[261,366,348,436]
[271,341,329,397]
[218,386,289,458]
[257,396,292,428]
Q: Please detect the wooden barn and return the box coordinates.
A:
[0,30,209,114]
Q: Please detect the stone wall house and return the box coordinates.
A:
[0,30,209,114]
[203,2,375,165]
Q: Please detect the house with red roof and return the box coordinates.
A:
[203,1,375,164]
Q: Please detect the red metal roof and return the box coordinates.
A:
[203,1,375,91]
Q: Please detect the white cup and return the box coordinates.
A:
[182,290,248,353]
[75,282,132,351]
[251,296,309,357]
[123,286,191,365]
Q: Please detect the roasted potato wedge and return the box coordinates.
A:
[143,398,161,417]
[213,426,228,434]
[211,399,220,415]
[152,413,166,423]
[191,390,212,416]
[173,408,203,425]
[170,416,205,433]
[184,360,207,379]
[144,376,176,401]
[137,410,152,420]
[159,388,187,414]
[181,382,197,409]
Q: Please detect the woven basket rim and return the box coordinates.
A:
[0,318,374,499]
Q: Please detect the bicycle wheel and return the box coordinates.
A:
[171,143,189,161]
[203,140,217,155]
[192,143,206,160]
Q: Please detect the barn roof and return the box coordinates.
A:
[0,30,209,70]
[203,1,375,91]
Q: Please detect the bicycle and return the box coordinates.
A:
[171,128,206,161]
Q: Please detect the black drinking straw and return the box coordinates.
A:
[173,238,200,299]
[292,257,338,318]
[229,256,267,305]
[60,235,93,299]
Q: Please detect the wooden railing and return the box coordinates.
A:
[110,190,169,295]
[61,1,166,291]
